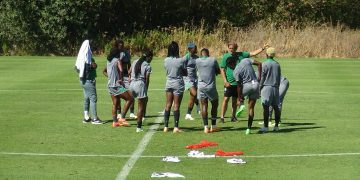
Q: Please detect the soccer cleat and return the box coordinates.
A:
[83,118,91,123]
[204,127,210,134]
[136,128,144,133]
[91,119,103,125]
[173,128,183,133]
[231,117,238,122]
[245,128,251,135]
[210,127,221,133]
[163,127,169,132]
[112,122,121,127]
[185,114,195,120]
[219,118,225,123]
[236,105,246,117]
[273,126,280,132]
[129,113,137,119]
[118,118,130,127]
[258,127,269,133]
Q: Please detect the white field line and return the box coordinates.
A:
[1,152,359,159]
[0,88,359,95]
[115,116,163,180]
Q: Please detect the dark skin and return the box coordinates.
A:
[187,46,198,113]
[236,60,262,129]
[128,55,153,126]
[103,60,134,120]
[199,51,220,126]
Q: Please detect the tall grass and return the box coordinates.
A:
[114,21,360,58]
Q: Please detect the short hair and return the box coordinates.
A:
[200,48,209,56]
[227,42,238,49]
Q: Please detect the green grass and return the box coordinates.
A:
[0,56,360,180]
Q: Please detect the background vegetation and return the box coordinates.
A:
[0,0,359,57]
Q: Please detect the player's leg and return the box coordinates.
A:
[111,95,121,127]
[200,98,209,133]
[173,93,183,133]
[231,96,238,122]
[81,81,91,122]
[119,91,134,126]
[136,98,146,132]
[185,86,197,120]
[220,96,230,123]
[164,91,174,132]
[210,98,220,132]
[88,80,102,124]
[246,99,256,133]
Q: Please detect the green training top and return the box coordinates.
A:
[86,58,97,80]
[220,51,250,85]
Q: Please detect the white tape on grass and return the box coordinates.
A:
[115,116,163,180]
[1,152,360,158]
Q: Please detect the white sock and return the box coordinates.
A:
[211,125,217,129]
[204,125,208,129]
[84,111,90,120]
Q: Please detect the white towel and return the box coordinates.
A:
[75,40,92,78]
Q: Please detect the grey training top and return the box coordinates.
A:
[185,53,199,81]
[164,56,187,88]
[233,58,258,85]
[196,57,219,89]
[107,58,121,87]
[130,59,152,82]
[119,50,131,76]
[260,58,281,88]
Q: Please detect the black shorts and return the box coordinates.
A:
[224,85,238,97]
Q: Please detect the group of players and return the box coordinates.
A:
[75,39,289,134]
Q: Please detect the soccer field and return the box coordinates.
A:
[0,56,359,180]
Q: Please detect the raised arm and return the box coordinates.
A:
[252,60,262,81]
[250,44,269,57]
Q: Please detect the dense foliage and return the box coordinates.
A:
[0,0,359,55]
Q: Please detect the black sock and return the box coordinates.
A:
[248,115,253,129]
[274,106,281,127]
[211,117,216,126]
[263,105,269,127]
[112,116,117,122]
[203,117,208,126]
[173,110,180,128]
[137,119,142,128]
[164,110,170,127]
[187,107,193,114]
[121,112,126,119]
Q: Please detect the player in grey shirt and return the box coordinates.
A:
[117,40,137,119]
[196,48,221,133]
[184,42,200,121]
[129,50,153,133]
[103,44,134,127]
[233,58,262,135]
[259,47,282,133]
[163,41,187,133]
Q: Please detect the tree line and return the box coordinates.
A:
[0,0,359,55]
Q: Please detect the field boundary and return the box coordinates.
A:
[115,116,163,180]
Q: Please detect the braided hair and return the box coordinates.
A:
[167,41,179,58]
[134,49,153,78]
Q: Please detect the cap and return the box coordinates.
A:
[187,42,196,49]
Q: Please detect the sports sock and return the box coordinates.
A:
[263,104,269,127]
[211,117,216,126]
[248,115,254,129]
[173,110,180,128]
[187,107,193,115]
[164,110,170,127]
[112,115,117,122]
[203,117,208,126]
